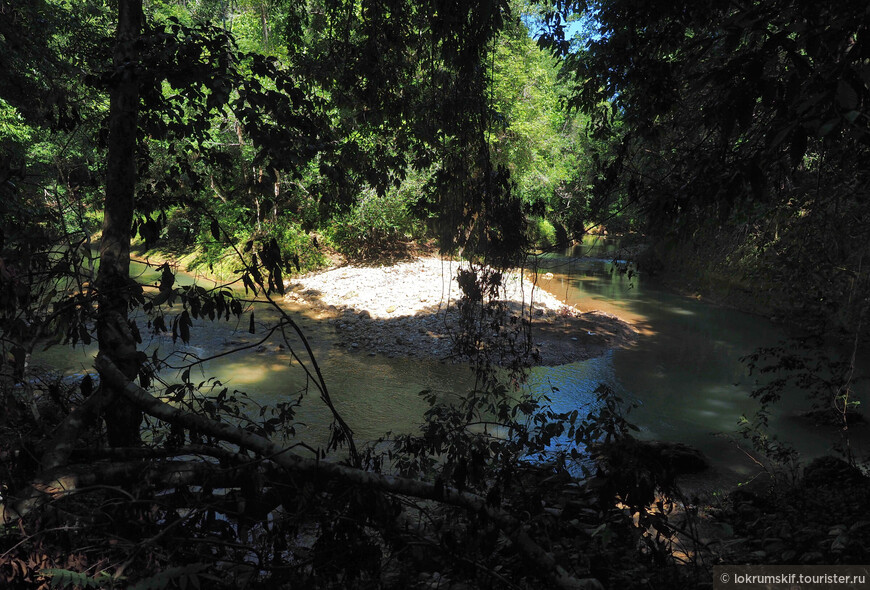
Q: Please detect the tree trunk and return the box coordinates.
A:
[97,0,144,447]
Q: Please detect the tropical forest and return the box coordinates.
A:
[1,0,869,588]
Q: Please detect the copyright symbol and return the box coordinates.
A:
[720,573,730,583]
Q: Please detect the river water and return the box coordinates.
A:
[34,241,868,490]
[527,237,869,487]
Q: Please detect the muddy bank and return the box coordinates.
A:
[284,257,637,366]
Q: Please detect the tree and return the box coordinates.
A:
[98,0,145,448]
[0,2,622,588]
[531,0,870,453]
[490,17,577,217]
[537,0,870,330]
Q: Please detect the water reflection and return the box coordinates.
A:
[531,237,869,486]
[29,243,869,487]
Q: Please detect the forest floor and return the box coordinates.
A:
[283,256,638,366]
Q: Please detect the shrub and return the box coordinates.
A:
[328,185,424,259]
[163,207,201,249]
[271,221,328,274]
[527,216,556,249]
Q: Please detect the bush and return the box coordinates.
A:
[271,221,328,274]
[527,216,556,249]
[163,207,201,249]
[328,185,424,259]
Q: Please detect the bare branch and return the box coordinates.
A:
[96,354,601,590]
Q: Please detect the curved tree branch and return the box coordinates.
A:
[95,354,601,590]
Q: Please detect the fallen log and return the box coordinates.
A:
[96,354,602,590]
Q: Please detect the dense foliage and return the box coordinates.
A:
[2,0,869,588]
[539,0,870,332]
[0,1,662,589]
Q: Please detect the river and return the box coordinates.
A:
[33,240,868,491]
[527,237,869,488]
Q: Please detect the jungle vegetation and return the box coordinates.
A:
[1,0,869,588]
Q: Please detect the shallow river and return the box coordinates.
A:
[35,241,868,490]
[527,238,869,488]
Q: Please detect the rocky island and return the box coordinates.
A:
[284,257,638,366]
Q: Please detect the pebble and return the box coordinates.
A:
[285,257,636,365]
[831,535,848,552]
[850,520,870,533]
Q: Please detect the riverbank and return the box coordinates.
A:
[285,257,638,366]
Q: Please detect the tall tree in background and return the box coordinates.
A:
[0,3,612,589]
[539,0,870,332]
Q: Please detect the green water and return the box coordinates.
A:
[527,238,869,487]
[33,246,868,485]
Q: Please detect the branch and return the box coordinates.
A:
[201,208,358,463]
[0,460,263,525]
[96,355,601,590]
[69,444,252,464]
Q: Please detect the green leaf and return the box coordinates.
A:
[836,80,858,111]
[40,568,106,589]
[818,118,839,136]
[159,263,175,292]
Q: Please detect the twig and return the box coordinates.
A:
[98,354,601,590]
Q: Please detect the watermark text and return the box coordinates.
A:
[714,566,870,589]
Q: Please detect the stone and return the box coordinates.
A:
[803,456,867,488]
[281,256,636,366]
[849,520,870,533]
[799,551,823,564]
